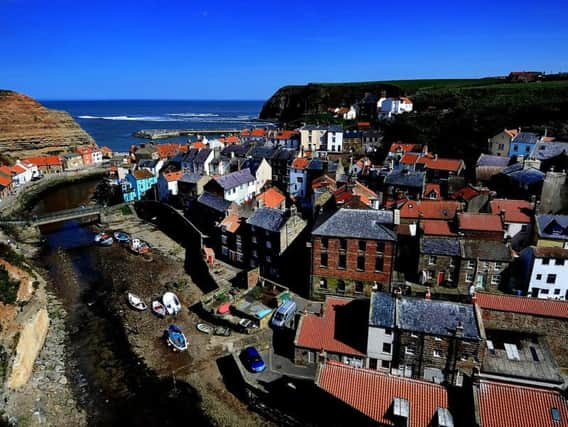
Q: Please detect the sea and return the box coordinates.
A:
[42,100,269,152]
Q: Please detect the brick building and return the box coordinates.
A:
[310,209,396,300]
[458,240,512,292]
[367,292,483,385]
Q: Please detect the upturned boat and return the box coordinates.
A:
[166,324,187,351]
[151,300,166,317]
[94,232,113,246]
[127,292,147,311]
[162,292,181,315]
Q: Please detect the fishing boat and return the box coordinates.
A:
[94,232,113,246]
[151,300,166,317]
[113,231,130,243]
[196,323,214,334]
[162,292,181,315]
[130,238,150,255]
[166,324,187,351]
[127,292,147,311]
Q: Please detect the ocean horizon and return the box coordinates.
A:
[44,99,270,152]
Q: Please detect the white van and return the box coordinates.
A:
[271,300,297,328]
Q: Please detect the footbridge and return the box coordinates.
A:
[0,205,108,226]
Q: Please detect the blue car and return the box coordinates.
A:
[244,346,266,372]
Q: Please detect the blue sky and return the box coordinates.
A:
[1,0,567,100]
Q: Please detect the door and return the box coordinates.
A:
[437,272,444,285]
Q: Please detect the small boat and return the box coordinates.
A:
[113,231,130,243]
[130,238,150,255]
[94,232,113,246]
[197,323,214,334]
[127,292,147,311]
[162,292,181,315]
[166,324,187,351]
[151,300,166,317]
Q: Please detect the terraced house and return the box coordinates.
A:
[310,209,396,300]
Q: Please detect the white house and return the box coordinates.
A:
[344,105,358,120]
[519,246,568,300]
[378,97,413,120]
[12,161,34,185]
[366,292,395,370]
[138,158,165,177]
[288,157,309,199]
[299,125,343,153]
[157,171,184,202]
[91,149,103,164]
[490,199,534,251]
[242,158,272,193]
[209,168,256,204]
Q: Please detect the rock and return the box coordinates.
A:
[58,377,68,386]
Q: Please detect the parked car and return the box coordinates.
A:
[271,300,297,328]
[244,346,266,373]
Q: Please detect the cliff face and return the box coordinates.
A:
[0,90,94,159]
[259,82,401,123]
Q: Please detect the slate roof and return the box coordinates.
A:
[220,143,251,158]
[398,297,480,339]
[301,124,343,132]
[179,172,202,184]
[246,208,286,232]
[513,132,540,145]
[535,214,568,240]
[312,209,396,241]
[475,292,568,319]
[307,159,324,171]
[317,361,450,427]
[475,380,568,427]
[197,192,231,213]
[251,146,276,159]
[241,158,262,175]
[533,141,568,160]
[194,148,212,164]
[501,162,523,175]
[369,292,395,328]
[508,167,545,186]
[476,153,511,167]
[272,148,296,161]
[461,240,512,262]
[384,170,425,188]
[138,159,159,169]
[421,238,460,256]
[214,168,255,190]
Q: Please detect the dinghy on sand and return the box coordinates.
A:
[162,292,181,315]
[127,292,147,311]
[151,300,166,317]
[166,324,187,351]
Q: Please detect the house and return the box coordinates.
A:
[361,129,382,150]
[519,246,568,300]
[264,147,297,190]
[398,200,461,224]
[418,238,461,287]
[377,97,413,120]
[475,153,511,182]
[16,160,39,181]
[0,174,12,199]
[386,142,422,161]
[316,361,453,427]
[2,163,29,187]
[334,181,380,209]
[157,170,184,202]
[241,158,272,193]
[138,158,165,177]
[123,169,158,201]
[423,183,441,200]
[450,185,490,213]
[288,157,310,199]
[177,172,211,208]
[240,127,266,142]
[205,168,256,205]
[473,380,567,427]
[367,291,483,384]
[294,297,367,368]
[219,213,247,266]
[458,240,512,291]
[534,214,568,248]
[255,187,285,210]
[310,209,396,300]
[76,146,94,166]
[62,153,84,171]
[132,144,159,161]
[193,148,214,175]
[195,192,231,225]
[209,155,230,176]
[416,156,465,182]
[100,146,113,158]
[493,161,545,198]
[155,143,188,159]
[421,220,457,238]
[508,132,541,158]
[488,128,518,157]
[540,170,568,215]
[508,71,543,82]
[474,292,568,367]
[457,213,504,241]
[268,129,299,150]
[299,125,343,154]
[22,156,63,174]
[342,130,363,154]
[91,147,103,164]
[343,105,358,120]
[383,170,426,200]
[246,207,307,278]
[489,199,533,250]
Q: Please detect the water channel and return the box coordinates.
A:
[34,180,211,426]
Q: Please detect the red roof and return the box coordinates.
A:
[240,129,251,136]
[400,153,420,165]
[163,171,184,182]
[0,166,13,177]
[400,96,413,104]
[399,200,461,220]
[11,164,26,174]
[505,128,519,138]
[317,361,449,427]
[156,143,187,159]
[295,297,364,356]
[423,183,441,200]
[22,156,62,167]
[489,199,533,224]
[389,143,417,153]
[458,213,503,232]
[451,186,481,201]
[357,121,371,129]
[421,220,456,236]
[219,214,241,233]
[191,141,206,149]
[251,128,266,137]
[311,174,337,191]
[475,380,568,427]
[256,187,285,209]
[275,130,298,140]
[417,156,464,172]
[475,292,568,319]
[220,135,239,145]
[100,146,113,153]
[291,158,310,170]
[0,174,12,187]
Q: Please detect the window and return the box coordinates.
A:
[554,289,561,295]
[405,346,416,356]
[513,145,518,152]
[428,255,437,265]
[369,358,378,370]
[541,289,550,295]
[491,274,501,285]
[339,239,347,251]
[542,258,550,265]
[265,255,271,262]
[321,237,328,249]
[449,258,455,268]
[355,281,364,294]
[320,253,328,267]
[376,242,385,253]
[358,240,366,251]
[521,224,528,232]
[525,146,530,153]
[265,241,272,249]
[466,273,474,283]
[428,270,435,280]
[336,280,345,294]
[338,254,346,269]
[536,274,542,280]
[319,278,327,288]
[547,274,557,284]
[221,235,228,245]
[375,256,384,272]
[296,176,303,183]
[381,360,391,369]
[385,328,392,335]
[433,350,442,358]
[357,256,365,271]
[467,260,475,269]
[382,343,392,354]
[555,258,565,266]
[494,262,502,270]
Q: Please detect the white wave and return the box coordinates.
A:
[78,115,184,122]
[167,112,220,117]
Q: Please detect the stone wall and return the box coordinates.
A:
[418,253,459,287]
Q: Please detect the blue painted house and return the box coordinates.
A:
[123,169,158,201]
[508,132,541,158]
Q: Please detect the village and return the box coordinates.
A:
[2,90,568,426]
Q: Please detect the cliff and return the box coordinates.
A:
[0,90,95,159]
